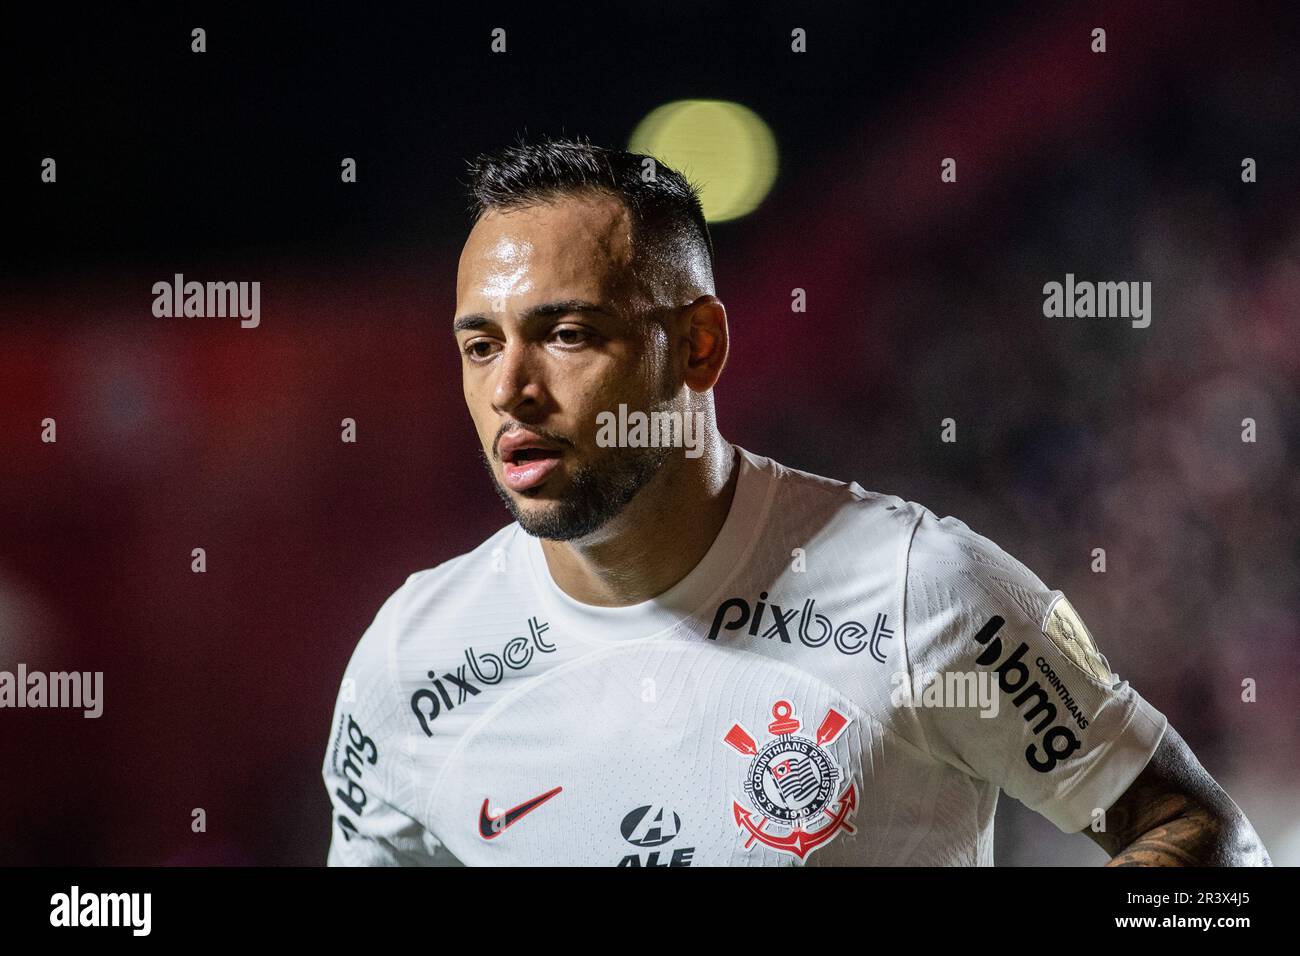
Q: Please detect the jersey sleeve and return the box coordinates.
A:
[901,508,1168,833]
[322,581,458,865]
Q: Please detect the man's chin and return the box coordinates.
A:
[514,510,585,541]
[482,445,670,542]
[503,493,612,542]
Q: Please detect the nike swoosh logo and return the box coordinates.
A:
[479,786,563,839]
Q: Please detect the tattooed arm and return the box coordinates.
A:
[1082,724,1271,866]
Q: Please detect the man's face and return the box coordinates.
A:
[454,193,678,540]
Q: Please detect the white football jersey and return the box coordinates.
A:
[322,447,1166,866]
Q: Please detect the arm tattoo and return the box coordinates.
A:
[1107,807,1224,867]
[1083,725,1272,866]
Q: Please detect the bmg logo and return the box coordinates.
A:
[971,616,1083,773]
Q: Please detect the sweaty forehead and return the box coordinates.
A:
[456,193,639,307]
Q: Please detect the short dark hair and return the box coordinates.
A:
[463,135,715,301]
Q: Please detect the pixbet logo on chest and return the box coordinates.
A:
[410,617,554,735]
[707,592,894,661]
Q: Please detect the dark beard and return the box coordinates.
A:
[482,444,671,541]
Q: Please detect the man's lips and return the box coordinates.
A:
[502,454,562,492]
[497,430,565,492]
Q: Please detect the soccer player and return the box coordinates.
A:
[322,137,1270,866]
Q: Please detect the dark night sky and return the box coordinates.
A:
[5,3,1004,278]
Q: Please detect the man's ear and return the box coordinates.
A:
[680,295,729,393]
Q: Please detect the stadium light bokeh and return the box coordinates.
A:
[629,99,778,223]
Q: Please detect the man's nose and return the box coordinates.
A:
[491,341,547,417]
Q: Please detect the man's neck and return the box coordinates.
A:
[537,435,740,607]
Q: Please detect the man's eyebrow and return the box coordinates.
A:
[452,299,614,332]
[452,315,491,332]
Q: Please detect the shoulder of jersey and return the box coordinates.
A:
[757,452,1056,629]
[896,498,1060,631]
[370,521,527,651]
[753,450,929,535]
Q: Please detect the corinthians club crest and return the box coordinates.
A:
[721,699,857,861]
